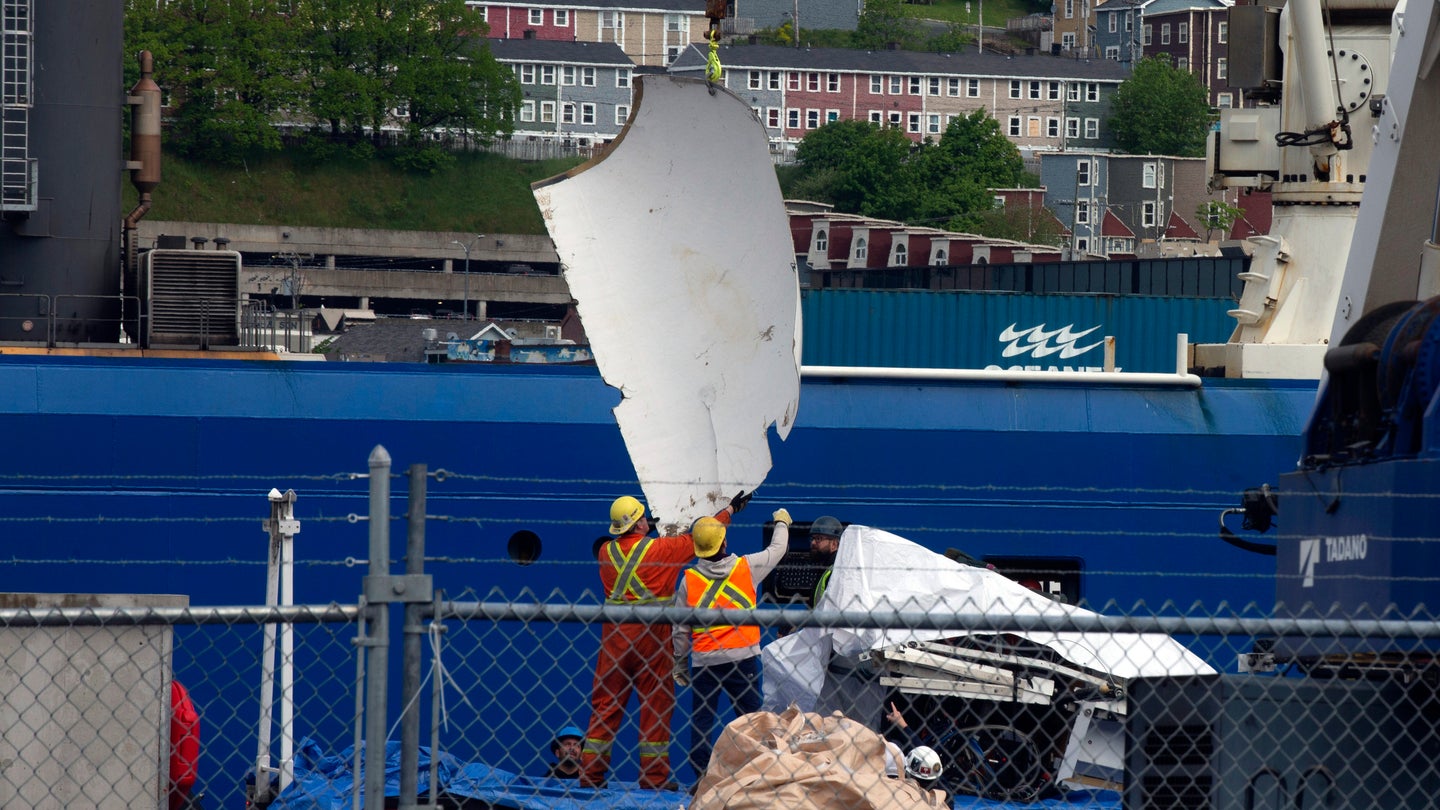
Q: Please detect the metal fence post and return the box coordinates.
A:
[399,464,428,809]
[364,446,391,810]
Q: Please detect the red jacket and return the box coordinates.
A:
[598,510,731,604]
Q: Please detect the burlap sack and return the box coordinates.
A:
[692,706,947,810]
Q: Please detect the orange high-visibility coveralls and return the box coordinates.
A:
[580,509,731,788]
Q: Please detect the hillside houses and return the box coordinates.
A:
[474,0,710,66]
[668,45,1129,151]
[491,39,635,144]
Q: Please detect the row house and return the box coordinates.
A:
[1053,0,1098,56]
[669,45,1128,152]
[491,39,636,143]
[788,205,1063,286]
[730,0,861,36]
[1094,0,1237,107]
[1039,152,1214,257]
[473,0,709,66]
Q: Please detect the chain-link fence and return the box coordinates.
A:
[2,448,1436,809]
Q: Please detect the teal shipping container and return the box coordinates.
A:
[801,289,1236,373]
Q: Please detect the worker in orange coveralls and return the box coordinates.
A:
[579,490,752,789]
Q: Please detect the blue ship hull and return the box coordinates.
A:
[0,353,1313,612]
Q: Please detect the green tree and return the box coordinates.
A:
[852,0,922,51]
[910,111,1032,230]
[1196,199,1244,241]
[126,0,303,164]
[1108,56,1212,156]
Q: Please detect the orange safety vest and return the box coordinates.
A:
[684,558,760,652]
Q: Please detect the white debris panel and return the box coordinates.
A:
[763,526,1215,712]
[533,75,801,531]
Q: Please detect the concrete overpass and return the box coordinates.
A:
[138,220,573,316]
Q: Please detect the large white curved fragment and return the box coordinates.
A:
[533,75,801,532]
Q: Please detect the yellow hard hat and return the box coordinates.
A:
[693,517,726,557]
[609,495,645,535]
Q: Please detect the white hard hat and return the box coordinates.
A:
[905,746,943,781]
[883,741,904,778]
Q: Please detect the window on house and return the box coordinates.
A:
[1142,201,1157,228]
[1105,46,1120,60]
[967,78,980,97]
[909,76,922,94]
[1218,21,1228,43]
[1027,116,1041,136]
[892,243,908,266]
[929,77,941,95]
[1047,118,1059,137]
[767,108,781,128]
[1067,83,1080,101]
[806,109,820,128]
[769,72,781,90]
[616,69,631,88]
[540,100,556,123]
[665,45,682,64]
[520,64,535,84]
[1064,0,1073,17]
[1143,24,1152,45]
[541,65,555,84]
[562,66,576,85]
[579,103,594,125]
[928,114,942,134]
[787,108,800,128]
[1084,117,1099,138]
[855,238,867,260]
[808,72,821,91]
[1066,117,1080,138]
[1143,162,1157,188]
[1076,237,1089,252]
[1126,11,1132,30]
[520,100,536,122]
[948,78,960,96]
[665,13,684,31]
[826,109,840,122]
[933,249,947,265]
[815,229,828,252]
[749,70,762,90]
[1217,92,1233,108]
[1161,23,1170,44]
[1176,56,1189,70]
[616,105,629,125]
[1010,80,1022,98]
[581,67,596,86]
[529,8,543,25]
[1008,116,1021,136]
[1076,200,1090,224]
[1217,57,1228,80]
[555,9,569,25]
[1062,32,1075,47]
[908,113,921,133]
[1077,159,1091,185]
[1109,14,1117,32]
[888,111,902,128]
[889,75,902,94]
[1086,83,1099,102]
[561,103,575,124]
[1179,22,1188,43]
[1049,81,1061,99]
[828,73,840,92]
[788,72,801,90]
[869,110,883,124]
[1029,81,1041,99]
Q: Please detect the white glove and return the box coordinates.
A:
[772,508,792,525]
[672,658,691,687]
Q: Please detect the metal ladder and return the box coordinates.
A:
[1,0,35,212]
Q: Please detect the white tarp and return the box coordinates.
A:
[763,526,1215,711]
[533,76,801,532]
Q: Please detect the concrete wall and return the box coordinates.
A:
[0,593,187,809]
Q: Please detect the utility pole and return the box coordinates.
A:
[450,234,485,320]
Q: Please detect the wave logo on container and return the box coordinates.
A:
[998,323,1105,359]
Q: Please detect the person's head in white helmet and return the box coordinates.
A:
[905,745,943,787]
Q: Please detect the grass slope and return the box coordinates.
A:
[128,149,584,234]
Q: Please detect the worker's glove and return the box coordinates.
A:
[729,490,753,514]
[672,658,692,687]
[772,508,792,526]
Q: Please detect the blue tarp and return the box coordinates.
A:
[272,740,1120,810]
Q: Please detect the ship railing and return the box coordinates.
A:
[0,292,143,348]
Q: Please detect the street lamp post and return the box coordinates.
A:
[450,234,484,319]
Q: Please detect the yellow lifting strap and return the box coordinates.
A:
[706,30,723,85]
